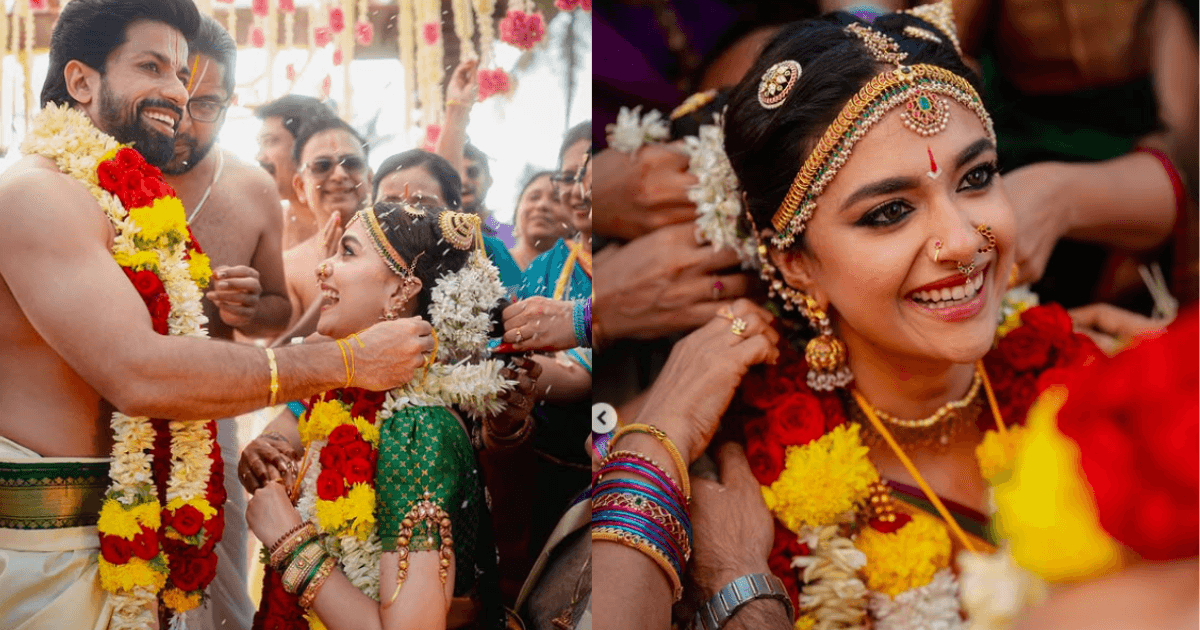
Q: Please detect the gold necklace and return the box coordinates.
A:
[849,360,1009,554]
[846,365,985,450]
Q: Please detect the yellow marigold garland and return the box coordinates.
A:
[976,425,1028,483]
[855,511,952,597]
[761,423,878,532]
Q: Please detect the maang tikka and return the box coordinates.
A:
[801,294,853,391]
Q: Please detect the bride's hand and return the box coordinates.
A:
[246,481,304,548]
[631,299,779,463]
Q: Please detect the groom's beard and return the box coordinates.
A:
[98,80,180,168]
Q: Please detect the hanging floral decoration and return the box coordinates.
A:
[477,68,512,101]
[420,123,441,152]
[22,104,221,630]
[355,21,375,46]
[422,21,440,45]
[251,27,267,48]
[314,26,334,48]
[498,3,546,51]
[329,7,347,32]
[333,47,344,66]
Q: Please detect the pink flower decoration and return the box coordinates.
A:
[29,0,47,10]
[216,0,234,4]
[251,27,266,48]
[320,75,333,99]
[554,0,580,9]
[421,124,442,153]
[477,68,512,101]
[252,0,269,18]
[279,0,296,12]
[499,10,546,51]
[355,21,374,46]
[333,48,344,66]
[285,64,297,81]
[329,8,346,33]
[580,0,591,10]
[314,26,333,48]
[422,22,440,45]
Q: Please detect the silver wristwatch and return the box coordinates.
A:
[693,573,795,630]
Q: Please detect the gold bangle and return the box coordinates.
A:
[282,540,325,593]
[592,528,683,601]
[299,555,338,608]
[612,424,691,502]
[265,348,280,407]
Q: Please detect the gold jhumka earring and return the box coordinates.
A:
[800,294,853,391]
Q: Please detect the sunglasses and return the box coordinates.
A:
[301,154,367,178]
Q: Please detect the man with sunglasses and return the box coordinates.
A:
[160,16,292,630]
[280,115,372,338]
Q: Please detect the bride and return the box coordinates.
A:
[593,5,1192,630]
[246,202,508,630]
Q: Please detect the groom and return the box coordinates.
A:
[0,1,433,628]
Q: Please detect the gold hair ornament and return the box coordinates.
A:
[903,0,962,57]
[354,207,419,277]
[439,211,483,251]
[758,60,802,110]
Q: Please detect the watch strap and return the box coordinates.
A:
[693,572,794,630]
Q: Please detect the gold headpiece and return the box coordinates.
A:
[438,211,482,251]
[354,207,420,277]
[904,0,962,57]
[767,60,994,247]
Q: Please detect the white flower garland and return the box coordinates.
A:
[791,524,870,629]
[868,568,964,630]
[22,104,214,629]
[606,105,669,154]
[684,114,759,268]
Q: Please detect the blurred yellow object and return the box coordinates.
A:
[991,386,1124,583]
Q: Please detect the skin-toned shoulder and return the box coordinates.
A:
[0,157,114,242]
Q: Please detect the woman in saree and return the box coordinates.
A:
[245,202,508,630]
[593,6,1190,630]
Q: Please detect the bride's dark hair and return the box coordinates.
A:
[370,203,471,318]
[724,12,985,253]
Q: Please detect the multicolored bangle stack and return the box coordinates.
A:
[573,298,592,348]
[269,521,337,609]
[591,424,692,601]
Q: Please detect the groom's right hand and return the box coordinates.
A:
[352,316,436,391]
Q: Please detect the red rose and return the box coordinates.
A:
[124,268,165,298]
[316,469,346,501]
[172,553,217,591]
[170,504,205,537]
[128,524,159,560]
[1020,304,1073,340]
[327,424,358,445]
[997,325,1053,372]
[100,534,134,564]
[115,147,144,168]
[319,443,347,471]
[342,438,371,461]
[206,480,227,508]
[744,421,785,485]
[998,373,1039,426]
[97,160,122,191]
[348,389,388,421]
[149,294,171,334]
[343,457,373,485]
[1055,332,1102,368]
[1034,366,1076,392]
[767,393,825,448]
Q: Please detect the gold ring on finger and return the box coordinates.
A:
[515,329,523,343]
[730,318,748,336]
